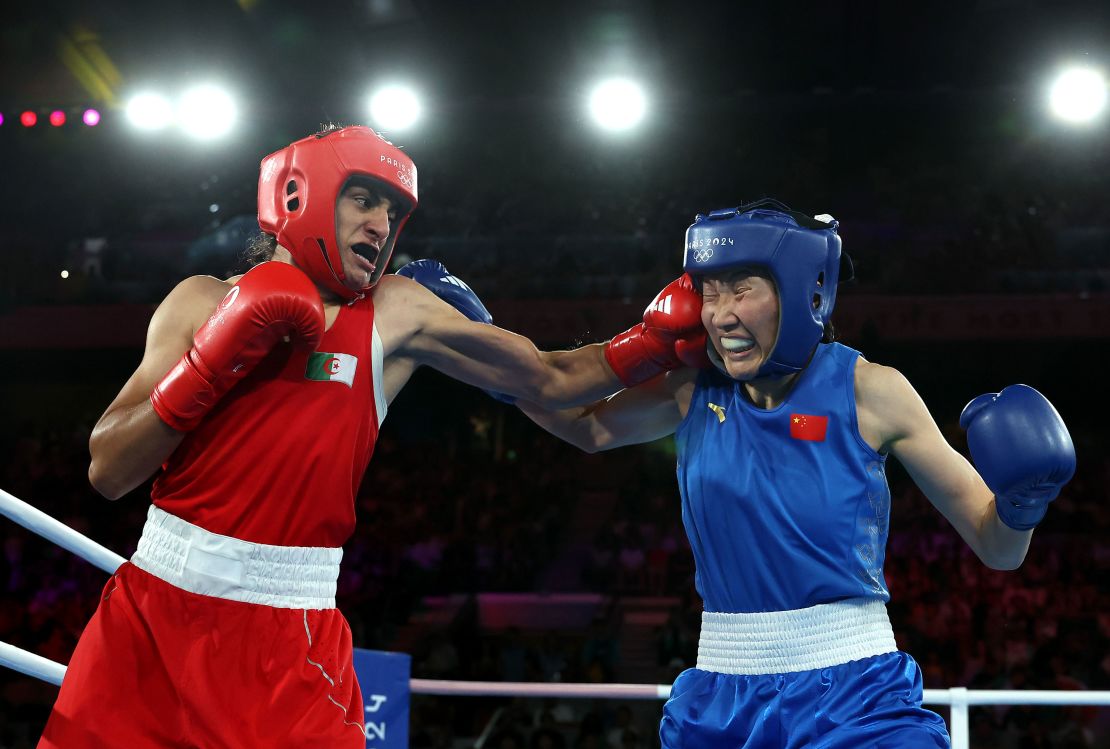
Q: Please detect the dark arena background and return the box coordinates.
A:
[1,1,1109,747]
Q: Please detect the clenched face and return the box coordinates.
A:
[699,269,780,381]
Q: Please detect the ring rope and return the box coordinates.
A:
[0,488,125,575]
[4,640,1110,709]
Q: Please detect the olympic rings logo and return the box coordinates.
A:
[396,170,413,188]
[692,248,715,263]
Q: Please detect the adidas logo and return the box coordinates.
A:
[438,275,474,293]
[647,294,673,315]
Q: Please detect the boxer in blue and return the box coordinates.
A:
[415,200,1076,748]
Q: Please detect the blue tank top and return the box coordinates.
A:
[675,343,891,613]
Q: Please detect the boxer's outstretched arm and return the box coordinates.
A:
[88,276,227,499]
[516,369,696,452]
[384,275,625,409]
[425,323,621,410]
[387,264,706,408]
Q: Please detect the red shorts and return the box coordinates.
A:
[38,563,366,748]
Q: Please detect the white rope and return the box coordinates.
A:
[8,644,1108,711]
[922,688,1110,706]
[405,680,1110,706]
[0,641,65,686]
[410,678,672,700]
[0,488,125,575]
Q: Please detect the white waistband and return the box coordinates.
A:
[130,505,342,609]
[696,598,897,675]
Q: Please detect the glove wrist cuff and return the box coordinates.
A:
[150,353,216,432]
[994,497,1049,531]
[605,330,664,388]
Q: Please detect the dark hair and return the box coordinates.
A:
[242,232,278,268]
[314,121,347,138]
[822,321,837,343]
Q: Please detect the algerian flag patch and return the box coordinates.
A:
[305,352,358,388]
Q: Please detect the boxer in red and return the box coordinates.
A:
[38,125,707,748]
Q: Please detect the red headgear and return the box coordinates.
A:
[258,126,418,300]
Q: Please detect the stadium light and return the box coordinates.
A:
[126,92,173,131]
[21,111,37,128]
[178,84,238,140]
[0,112,4,126]
[83,109,101,127]
[587,77,648,132]
[1048,65,1107,124]
[367,84,422,132]
[49,110,66,127]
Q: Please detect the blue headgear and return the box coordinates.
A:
[682,199,850,377]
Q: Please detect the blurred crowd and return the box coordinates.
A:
[0,372,1106,747]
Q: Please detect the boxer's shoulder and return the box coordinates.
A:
[369,273,442,330]
[153,274,238,338]
[360,274,420,360]
[170,273,237,304]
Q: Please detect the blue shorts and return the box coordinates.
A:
[660,651,950,748]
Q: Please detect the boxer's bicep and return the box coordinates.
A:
[104,277,225,419]
[88,277,226,499]
[409,308,549,397]
[433,322,619,408]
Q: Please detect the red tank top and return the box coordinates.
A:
[151,298,383,547]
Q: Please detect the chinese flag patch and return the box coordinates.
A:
[790,413,828,442]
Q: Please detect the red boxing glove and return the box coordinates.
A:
[151,262,325,432]
[604,274,706,387]
[675,329,712,370]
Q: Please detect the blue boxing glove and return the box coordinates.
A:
[959,384,1076,530]
[396,259,515,404]
[396,259,493,324]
